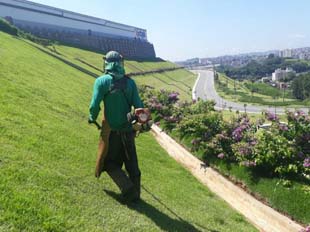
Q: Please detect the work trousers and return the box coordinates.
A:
[104,130,141,197]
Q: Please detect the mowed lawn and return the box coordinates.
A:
[48,44,179,74]
[47,44,196,101]
[0,32,257,231]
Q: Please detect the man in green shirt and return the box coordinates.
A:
[89,51,143,202]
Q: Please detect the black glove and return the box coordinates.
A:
[88,117,94,124]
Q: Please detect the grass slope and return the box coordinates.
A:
[46,44,196,101]
[47,44,179,73]
[0,32,257,231]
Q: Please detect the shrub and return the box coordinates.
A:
[189,99,216,115]
[0,18,18,35]
[286,110,310,155]
[177,112,223,141]
[0,18,53,46]
[253,130,298,177]
[140,85,309,180]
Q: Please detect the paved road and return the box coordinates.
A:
[192,70,309,114]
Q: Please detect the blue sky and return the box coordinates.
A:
[30,0,310,61]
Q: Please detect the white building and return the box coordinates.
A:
[272,68,295,82]
[0,0,157,58]
[279,49,292,58]
[0,0,147,40]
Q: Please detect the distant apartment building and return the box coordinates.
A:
[279,49,292,58]
[272,68,295,82]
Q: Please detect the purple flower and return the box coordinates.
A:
[155,103,163,110]
[303,158,310,168]
[299,225,310,232]
[279,124,288,131]
[232,127,243,141]
[291,110,307,122]
[295,110,305,116]
[249,140,257,146]
[240,161,256,167]
[266,111,279,121]
[164,116,178,123]
[168,92,179,103]
[238,146,252,156]
[217,153,225,159]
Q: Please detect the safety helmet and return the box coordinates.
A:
[103,51,124,71]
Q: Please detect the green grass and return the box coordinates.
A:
[221,110,287,123]
[206,159,310,225]
[169,131,310,225]
[45,44,196,101]
[134,69,195,101]
[216,73,310,107]
[168,110,309,225]
[48,44,179,74]
[0,31,257,231]
[285,58,310,65]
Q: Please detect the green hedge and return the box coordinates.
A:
[0,18,18,35]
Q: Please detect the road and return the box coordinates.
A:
[192,70,309,114]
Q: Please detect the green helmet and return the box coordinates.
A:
[105,51,123,63]
[103,51,124,71]
[103,51,125,79]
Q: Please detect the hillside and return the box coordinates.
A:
[45,44,196,101]
[0,31,257,231]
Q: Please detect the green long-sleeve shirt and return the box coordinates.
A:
[89,74,144,131]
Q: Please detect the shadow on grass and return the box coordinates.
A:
[104,189,219,232]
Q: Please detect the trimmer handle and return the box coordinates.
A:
[88,119,102,130]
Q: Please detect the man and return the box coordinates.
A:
[89,51,143,202]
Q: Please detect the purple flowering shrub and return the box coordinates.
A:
[286,110,310,156]
[253,130,299,177]
[206,131,234,160]
[264,111,279,122]
[139,86,181,131]
[232,142,256,167]
[139,86,310,179]
[207,114,255,161]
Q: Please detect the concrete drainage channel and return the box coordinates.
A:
[151,125,304,232]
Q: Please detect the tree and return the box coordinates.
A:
[292,73,310,100]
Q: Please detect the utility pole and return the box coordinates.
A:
[273,95,277,114]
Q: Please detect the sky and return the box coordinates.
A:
[29,0,310,61]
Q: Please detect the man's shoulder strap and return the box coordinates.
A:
[104,74,131,98]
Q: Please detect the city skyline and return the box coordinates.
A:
[28,0,310,61]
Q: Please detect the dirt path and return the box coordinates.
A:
[151,125,304,232]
